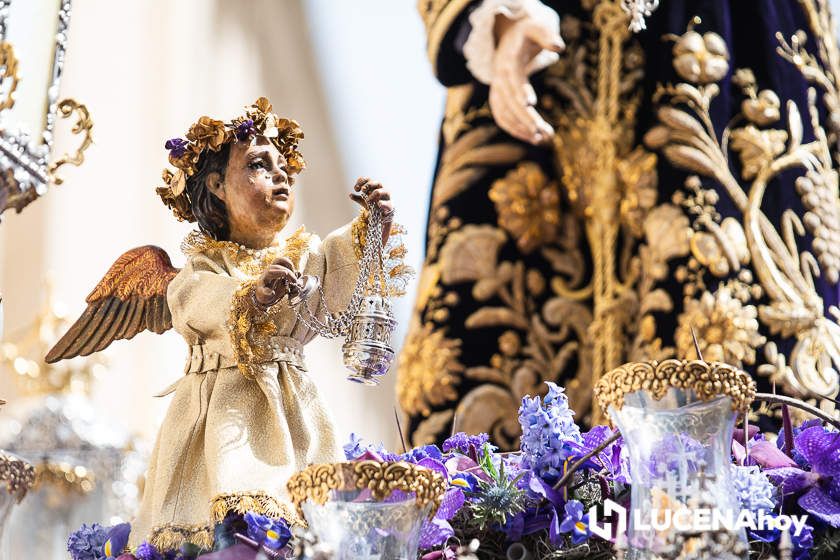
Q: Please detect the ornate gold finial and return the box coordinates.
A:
[0,280,107,396]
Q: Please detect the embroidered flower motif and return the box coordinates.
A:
[397,319,463,416]
[675,285,765,366]
[489,162,561,254]
[671,29,729,84]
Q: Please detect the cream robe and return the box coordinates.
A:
[130,223,360,550]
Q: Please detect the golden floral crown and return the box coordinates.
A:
[156,97,305,222]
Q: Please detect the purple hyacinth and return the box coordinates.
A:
[518,382,583,483]
[67,523,109,560]
[765,425,840,527]
[164,138,188,158]
[235,119,256,141]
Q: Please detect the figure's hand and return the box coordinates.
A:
[255,256,297,307]
[350,177,394,244]
[489,14,563,145]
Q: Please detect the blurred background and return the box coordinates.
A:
[0,0,442,453]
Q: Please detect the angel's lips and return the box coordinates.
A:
[272,187,289,201]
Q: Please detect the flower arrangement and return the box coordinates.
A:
[69,381,840,559]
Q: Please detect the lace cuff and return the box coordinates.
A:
[463,0,561,85]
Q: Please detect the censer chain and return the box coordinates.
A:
[293,195,386,338]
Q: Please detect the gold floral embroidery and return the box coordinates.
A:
[489,162,561,254]
[675,283,766,367]
[649,21,840,398]
[396,318,463,416]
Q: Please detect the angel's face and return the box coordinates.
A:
[212,136,296,247]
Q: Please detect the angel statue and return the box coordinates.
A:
[45,97,409,551]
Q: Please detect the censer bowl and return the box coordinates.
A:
[342,295,397,385]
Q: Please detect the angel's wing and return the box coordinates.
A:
[45,246,180,363]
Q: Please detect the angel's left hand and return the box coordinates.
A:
[350,177,393,243]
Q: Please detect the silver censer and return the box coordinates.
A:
[288,195,397,385]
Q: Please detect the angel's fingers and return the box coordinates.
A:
[498,72,544,139]
[349,192,369,207]
[354,177,370,191]
[368,189,391,203]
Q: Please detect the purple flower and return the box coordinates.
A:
[342,433,400,462]
[343,432,365,459]
[243,512,291,550]
[519,382,583,483]
[67,523,109,560]
[135,542,163,560]
[103,523,131,558]
[558,500,591,545]
[442,432,493,456]
[401,444,444,463]
[777,419,823,468]
[418,487,466,549]
[450,472,478,492]
[235,119,256,142]
[164,138,188,158]
[765,425,840,527]
[749,515,814,560]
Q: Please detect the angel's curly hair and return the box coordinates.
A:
[186,143,231,241]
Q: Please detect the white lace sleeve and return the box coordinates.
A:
[463,0,561,85]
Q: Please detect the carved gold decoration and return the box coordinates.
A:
[675,284,766,367]
[286,461,446,520]
[648,21,840,398]
[47,99,93,185]
[0,41,19,112]
[0,452,35,503]
[488,162,561,254]
[593,359,757,421]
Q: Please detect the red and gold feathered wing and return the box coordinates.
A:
[45,246,180,363]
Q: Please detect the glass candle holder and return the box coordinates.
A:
[288,461,446,560]
[594,359,756,559]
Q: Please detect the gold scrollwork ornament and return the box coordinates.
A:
[47,98,93,185]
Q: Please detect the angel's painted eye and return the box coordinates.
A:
[248,160,267,170]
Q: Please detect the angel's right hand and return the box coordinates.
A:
[255,256,297,307]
